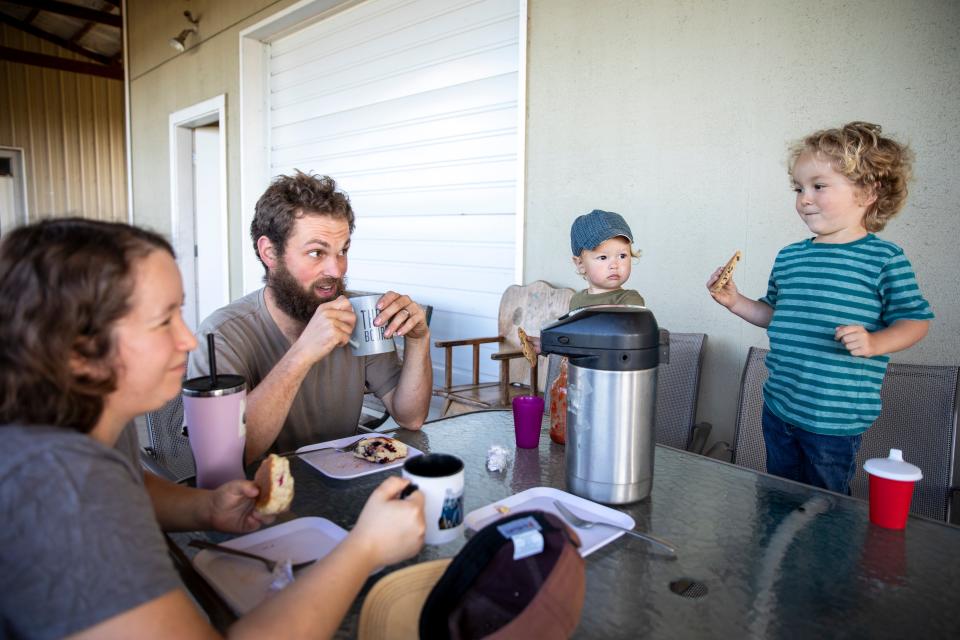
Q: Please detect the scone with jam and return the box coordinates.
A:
[353,437,408,464]
[253,454,294,515]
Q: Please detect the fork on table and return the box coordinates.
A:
[553,500,677,558]
[277,440,360,458]
[188,539,316,573]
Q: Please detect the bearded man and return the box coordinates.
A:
[189,172,432,462]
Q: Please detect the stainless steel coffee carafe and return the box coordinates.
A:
[541,306,666,504]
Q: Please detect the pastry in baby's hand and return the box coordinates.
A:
[710,250,742,293]
[518,327,537,367]
[254,454,294,515]
[353,436,408,464]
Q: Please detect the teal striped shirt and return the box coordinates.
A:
[760,235,933,435]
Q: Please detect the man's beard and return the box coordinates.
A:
[267,260,346,324]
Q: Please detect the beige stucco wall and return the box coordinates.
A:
[126,0,303,294]
[524,0,960,445]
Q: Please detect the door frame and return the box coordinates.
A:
[168,95,229,327]
[0,146,29,231]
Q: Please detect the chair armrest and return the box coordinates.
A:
[704,440,733,462]
[490,349,527,361]
[434,336,502,348]
[687,421,712,455]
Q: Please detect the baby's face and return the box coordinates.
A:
[573,236,633,294]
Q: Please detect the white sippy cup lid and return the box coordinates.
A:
[863,449,923,482]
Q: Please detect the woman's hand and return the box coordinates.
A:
[350,476,425,566]
[205,480,275,533]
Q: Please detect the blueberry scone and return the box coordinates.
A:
[353,437,408,464]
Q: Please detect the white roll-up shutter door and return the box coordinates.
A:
[267,0,520,385]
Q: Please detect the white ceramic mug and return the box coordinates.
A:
[402,453,465,545]
[347,294,396,357]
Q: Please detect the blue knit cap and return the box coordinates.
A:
[570,209,634,256]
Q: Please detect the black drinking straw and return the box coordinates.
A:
[207,333,218,388]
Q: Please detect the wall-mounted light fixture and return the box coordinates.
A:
[169,11,200,52]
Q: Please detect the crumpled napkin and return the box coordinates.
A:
[268,559,295,591]
[486,445,510,472]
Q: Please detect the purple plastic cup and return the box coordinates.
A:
[512,395,544,449]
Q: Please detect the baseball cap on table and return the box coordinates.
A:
[357,510,586,640]
[570,209,634,256]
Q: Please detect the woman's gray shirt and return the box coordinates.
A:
[0,424,180,639]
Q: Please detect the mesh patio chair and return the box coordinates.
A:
[653,332,710,452]
[714,346,768,472]
[852,362,959,523]
[716,347,959,522]
[141,393,196,484]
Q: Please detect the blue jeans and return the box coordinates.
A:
[761,404,862,494]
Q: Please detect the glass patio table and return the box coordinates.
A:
[171,409,960,638]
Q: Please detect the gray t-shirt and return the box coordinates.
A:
[0,424,181,639]
[189,288,403,452]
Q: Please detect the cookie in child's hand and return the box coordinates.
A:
[710,250,742,293]
[518,327,537,367]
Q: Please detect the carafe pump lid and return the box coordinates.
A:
[540,305,660,371]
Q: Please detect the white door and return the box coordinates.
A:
[265,0,522,385]
[192,125,228,327]
[169,97,230,334]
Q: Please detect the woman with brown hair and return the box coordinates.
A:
[0,218,424,639]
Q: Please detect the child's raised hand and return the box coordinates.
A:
[835,325,878,357]
[706,266,739,308]
[530,335,542,355]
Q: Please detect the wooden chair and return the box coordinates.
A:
[433,281,575,416]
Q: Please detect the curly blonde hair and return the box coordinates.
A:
[788,122,913,232]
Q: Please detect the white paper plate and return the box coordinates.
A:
[193,517,347,614]
[296,435,423,480]
[464,486,636,557]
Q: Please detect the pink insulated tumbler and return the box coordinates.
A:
[183,373,247,489]
[863,449,923,530]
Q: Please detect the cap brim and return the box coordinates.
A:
[358,559,452,640]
